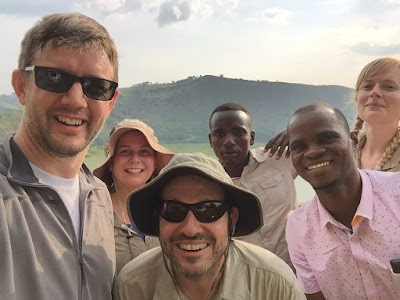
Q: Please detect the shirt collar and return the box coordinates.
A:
[214,243,252,299]
[352,170,373,224]
[6,133,102,190]
[317,169,373,229]
[382,145,400,170]
[317,198,340,229]
[249,148,267,163]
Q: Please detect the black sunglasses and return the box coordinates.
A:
[23,65,118,101]
[160,200,229,223]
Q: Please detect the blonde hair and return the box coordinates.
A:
[352,57,400,104]
[352,58,400,168]
[377,128,400,168]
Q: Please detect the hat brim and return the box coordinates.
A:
[128,166,263,237]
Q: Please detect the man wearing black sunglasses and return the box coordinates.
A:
[0,13,118,300]
[116,153,305,300]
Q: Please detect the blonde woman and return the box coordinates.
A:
[94,119,173,273]
[352,58,400,172]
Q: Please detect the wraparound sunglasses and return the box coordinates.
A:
[23,65,118,101]
[160,200,229,223]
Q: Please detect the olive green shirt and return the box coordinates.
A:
[116,240,306,300]
[114,214,159,274]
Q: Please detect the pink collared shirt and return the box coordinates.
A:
[286,170,400,300]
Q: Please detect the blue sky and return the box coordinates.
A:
[1,0,400,95]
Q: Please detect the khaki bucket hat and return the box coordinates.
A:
[93,119,174,187]
[128,152,263,237]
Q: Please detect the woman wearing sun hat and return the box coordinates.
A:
[93,119,174,274]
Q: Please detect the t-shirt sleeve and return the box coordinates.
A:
[286,214,321,294]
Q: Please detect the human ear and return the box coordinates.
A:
[250,131,255,145]
[12,70,27,105]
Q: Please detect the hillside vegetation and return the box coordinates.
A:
[0,75,354,146]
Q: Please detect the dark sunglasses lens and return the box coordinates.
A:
[33,66,117,101]
[161,202,188,223]
[35,67,72,93]
[194,202,227,223]
[160,201,227,223]
[82,77,117,101]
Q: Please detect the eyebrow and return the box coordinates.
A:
[289,130,340,144]
[117,144,152,149]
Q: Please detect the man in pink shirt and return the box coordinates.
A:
[286,102,400,300]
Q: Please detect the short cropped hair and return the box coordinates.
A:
[209,102,252,128]
[290,102,350,133]
[18,13,118,81]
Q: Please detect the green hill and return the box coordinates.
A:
[0,75,354,146]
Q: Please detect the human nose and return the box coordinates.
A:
[304,144,325,158]
[180,210,202,237]
[370,85,382,97]
[61,82,88,108]
[128,152,141,162]
[223,133,235,147]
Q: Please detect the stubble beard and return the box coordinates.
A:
[312,175,345,191]
[161,233,227,280]
[24,105,105,158]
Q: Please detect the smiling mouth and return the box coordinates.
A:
[126,168,143,173]
[57,116,83,126]
[367,103,385,108]
[307,161,331,170]
[179,243,208,251]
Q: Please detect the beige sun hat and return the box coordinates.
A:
[127,152,263,237]
[93,119,174,188]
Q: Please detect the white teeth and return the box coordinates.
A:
[126,168,142,173]
[307,161,330,170]
[57,116,82,126]
[179,243,207,251]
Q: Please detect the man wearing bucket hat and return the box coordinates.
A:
[93,119,173,274]
[116,153,305,300]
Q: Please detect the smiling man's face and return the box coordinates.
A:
[159,175,237,280]
[288,107,355,190]
[15,45,117,158]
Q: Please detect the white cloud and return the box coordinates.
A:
[261,7,292,25]
[156,0,192,27]
[1,0,400,96]
[216,0,239,9]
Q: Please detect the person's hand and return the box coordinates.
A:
[264,129,290,159]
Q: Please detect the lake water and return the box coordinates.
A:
[295,177,315,203]
[86,142,316,204]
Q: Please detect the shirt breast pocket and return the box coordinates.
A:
[259,172,285,204]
